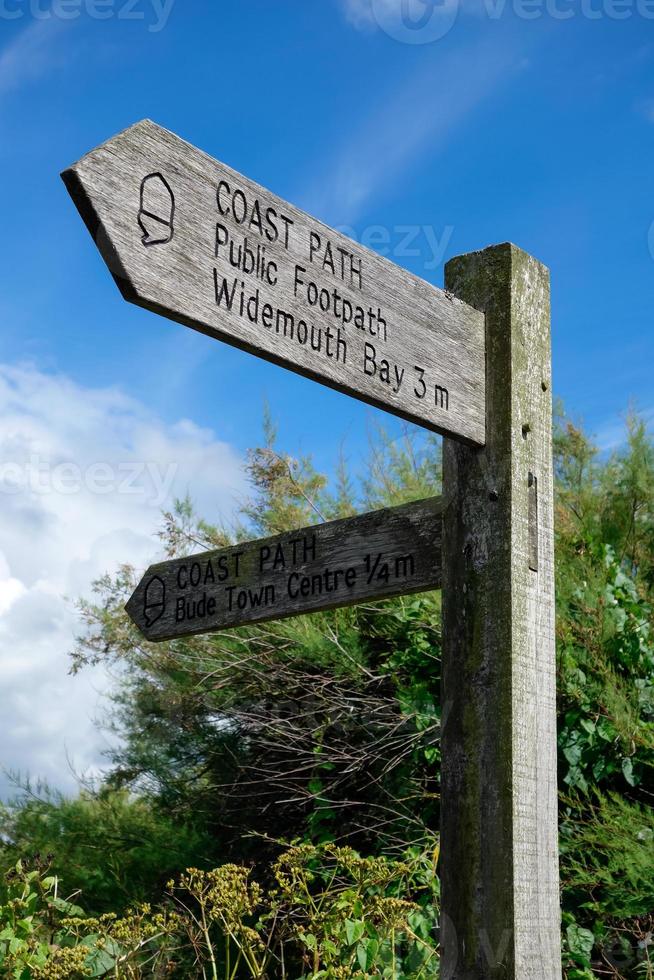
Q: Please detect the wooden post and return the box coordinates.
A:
[441,243,561,979]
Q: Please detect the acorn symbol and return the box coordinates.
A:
[143,575,166,627]
[138,173,175,247]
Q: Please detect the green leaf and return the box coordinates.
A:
[50,896,85,918]
[356,937,379,971]
[566,922,595,966]
[84,945,118,977]
[83,935,123,977]
[621,756,637,787]
[345,919,365,945]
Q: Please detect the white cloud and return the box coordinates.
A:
[0,363,245,798]
[0,17,68,97]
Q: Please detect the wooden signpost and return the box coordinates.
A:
[62,119,485,446]
[63,123,562,979]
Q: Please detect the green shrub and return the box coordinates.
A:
[0,842,440,978]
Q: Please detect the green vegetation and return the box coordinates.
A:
[1,408,652,977]
[0,845,438,978]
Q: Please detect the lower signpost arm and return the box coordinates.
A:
[441,243,561,979]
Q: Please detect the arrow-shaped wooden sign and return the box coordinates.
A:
[62,120,485,445]
[126,497,442,641]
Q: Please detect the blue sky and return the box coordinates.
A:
[0,1,653,792]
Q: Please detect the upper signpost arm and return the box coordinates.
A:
[441,243,561,979]
[61,120,486,445]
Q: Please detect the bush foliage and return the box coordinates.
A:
[1,409,653,977]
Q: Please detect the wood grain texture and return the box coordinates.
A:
[126,497,442,641]
[62,120,485,445]
[441,244,561,978]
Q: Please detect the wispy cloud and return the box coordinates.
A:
[594,406,654,453]
[299,35,525,226]
[0,16,68,97]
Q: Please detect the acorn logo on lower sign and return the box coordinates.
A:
[143,575,166,627]
[138,173,175,247]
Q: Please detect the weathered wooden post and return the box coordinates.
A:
[441,243,561,979]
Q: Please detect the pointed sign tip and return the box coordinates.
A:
[61,163,140,305]
[124,592,153,640]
